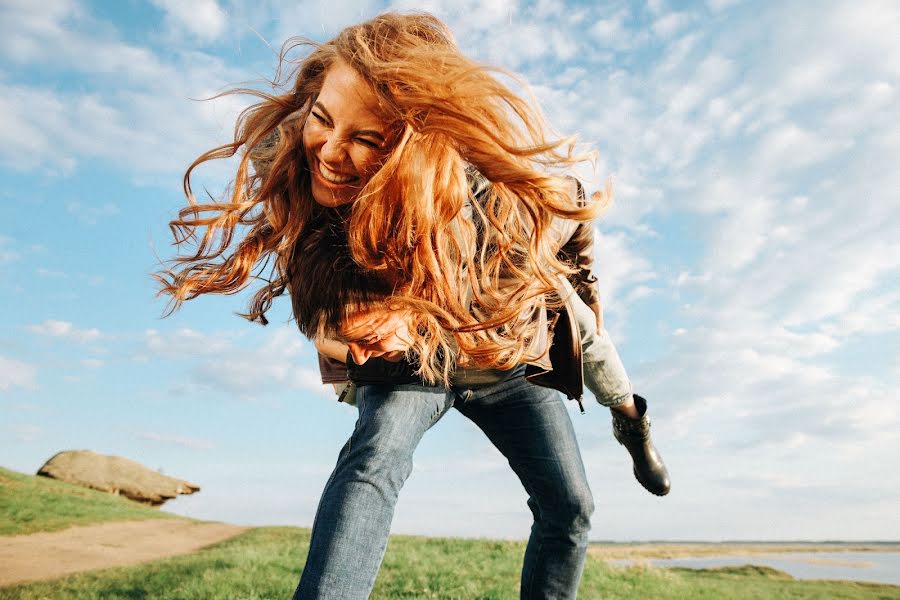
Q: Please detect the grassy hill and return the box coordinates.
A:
[2,467,898,599]
[0,465,176,535]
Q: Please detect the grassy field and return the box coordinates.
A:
[2,467,899,599]
[3,527,899,599]
[0,466,176,535]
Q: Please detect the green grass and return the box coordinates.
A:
[0,466,177,535]
[3,527,899,599]
[2,467,898,599]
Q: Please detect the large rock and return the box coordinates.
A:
[37,450,200,507]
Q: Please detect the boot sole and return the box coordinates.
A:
[634,466,670,496]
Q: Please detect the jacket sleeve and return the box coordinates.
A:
[557,179,602,329]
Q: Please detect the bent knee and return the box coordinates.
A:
[343,434,416,494]
[542,488,595,536]
[567,490,595,532]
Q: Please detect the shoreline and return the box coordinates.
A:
[588,542,900,560]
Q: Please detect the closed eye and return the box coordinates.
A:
[356,137,380,149]
[336,332,381,345]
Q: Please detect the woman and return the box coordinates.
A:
[158,12,663,598]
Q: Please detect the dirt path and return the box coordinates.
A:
[0,519,247,587]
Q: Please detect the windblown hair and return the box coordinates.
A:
[157,11,606,384]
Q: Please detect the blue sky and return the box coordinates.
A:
[2,0,898,541]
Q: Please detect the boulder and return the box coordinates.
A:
[37,450,200,507]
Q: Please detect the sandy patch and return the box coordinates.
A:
[0,519,247,587]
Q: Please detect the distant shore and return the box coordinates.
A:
[588,542,900,560]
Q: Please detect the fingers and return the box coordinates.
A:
[340,305,416,365]
[341,306,413,346]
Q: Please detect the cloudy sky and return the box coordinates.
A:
[2,0,898,542]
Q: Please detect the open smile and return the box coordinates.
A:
[317,160,359,185]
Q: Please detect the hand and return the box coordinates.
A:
[338,306,415,365]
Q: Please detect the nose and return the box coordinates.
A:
[347,343,372,366]
[319,132,347,164]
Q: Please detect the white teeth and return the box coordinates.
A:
[318,161,356,184]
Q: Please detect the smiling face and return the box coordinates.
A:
[338,306,414,365]
[302,59,391,207]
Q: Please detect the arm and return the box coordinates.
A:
[557,180,603,332]
[314,337,350,362]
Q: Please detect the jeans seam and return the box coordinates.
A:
[513,462,542,599]
[523,538,542,599]
[347,388,365,453]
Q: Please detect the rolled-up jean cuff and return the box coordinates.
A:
[583,360,632,408]
[594,390,632,408]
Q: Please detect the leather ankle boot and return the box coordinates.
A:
[612,394,670,496]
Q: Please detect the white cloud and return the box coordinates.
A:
[780,240,899,327]
[0,235,20,264]
[143,327,236,358]
[589,11,632,49]
[707,0,742,11]
[633,322,889,451]
[645,0,666,16]
[0,355,38,391]
[196,361,330,398]
[703,197,773,273]
[0,81,245,176]
[35,267,68,278]
[822,290,900,338]
[531,0,564,19]
[593,230,656,311]
[0,2,169,79]
[752,122,849,174]
[150,0,227,42]
[66,201,120,225]
[557,0,900,539]
[0,2,248,176]
[651,11,691,39]
[30,319,101,343]
[825,81,895,132]
[272,0,382,42]
[391,0,518,32]
[81,358,104,369]
[480,22,553,67]
[137,431,215,450]
[7,424,43,442]
[0,0,82,64]
[189,326,331,397]
[141,324,327,398]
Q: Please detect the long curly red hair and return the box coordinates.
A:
[157,12,606,384]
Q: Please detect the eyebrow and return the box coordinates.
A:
[334,327,381,344]
[313,102,386,143]
[336,333,380,346]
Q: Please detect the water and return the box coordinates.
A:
[611,551,900,586]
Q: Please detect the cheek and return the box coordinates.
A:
[301,122,318,151]
[352,148,387,179]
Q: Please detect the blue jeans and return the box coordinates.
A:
[293,373,594,599]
